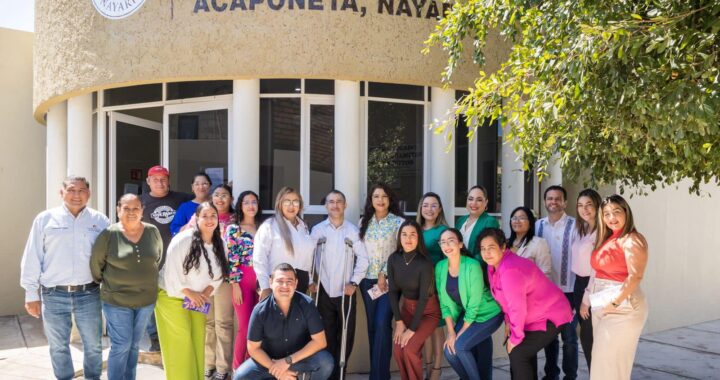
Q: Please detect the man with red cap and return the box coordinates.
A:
[140,165,191,351]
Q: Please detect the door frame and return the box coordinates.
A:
[108,111,163,221]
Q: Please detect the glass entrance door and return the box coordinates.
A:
[109,111,162,220]
[164,100,231,194]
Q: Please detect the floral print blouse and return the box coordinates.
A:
[224,224,254,283]
[363,213,404,279]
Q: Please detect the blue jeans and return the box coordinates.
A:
[359,278,393,380]
[146,311,158,340]
[444,313,503,380]
[41,286,103,380]
[544,293,579,380]
[103,302,155,380]
[233,350,334,380]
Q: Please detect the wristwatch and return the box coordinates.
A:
[350,281,358,287]
[611,301,620,308]
[284,355,293,365]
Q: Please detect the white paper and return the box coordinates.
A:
[366,284,387,300]
[589,284,630,310]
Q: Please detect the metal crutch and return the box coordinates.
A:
[312,237,327,306]
[339,237,356,380]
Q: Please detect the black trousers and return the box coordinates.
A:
[510,321,564,380]
[317,285,356,380]
[573,275,593,369]
[296,270,310,294]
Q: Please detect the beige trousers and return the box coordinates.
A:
[205,281,234,374]
[590,279,648,380]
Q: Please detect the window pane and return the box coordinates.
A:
[166,81,232,100]
[310,105,335,204]
[104,84,162,106]
[260,98,301,210]
[369,82,424,101]
[476,119,501,213]
[454,115,470,207]
[168,110,228,193]
[367,101,424,212]
[305,79,334,95]
[260,79,301,94]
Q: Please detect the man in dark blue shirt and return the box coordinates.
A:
[233,263,333,380]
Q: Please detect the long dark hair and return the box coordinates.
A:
[359,183,403,240]
[395,220,429,256]
[508,206,537,249]
[183,202,229,279]
[576,188,602,237]
[442,228,472,257]
[395,220,434,295]
[233,190,261,228]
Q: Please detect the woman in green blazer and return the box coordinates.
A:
[436,228,503,380]
[456,185,500,260]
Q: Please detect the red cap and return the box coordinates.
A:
[147,165,170,177]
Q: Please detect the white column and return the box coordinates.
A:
[67,94,93,184]
[46,101,68,208]
[501,131,524,236]
[429,87,456,223]
[334,80,361,223]
[231,79,260,197]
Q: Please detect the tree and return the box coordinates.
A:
[425,0,720,193]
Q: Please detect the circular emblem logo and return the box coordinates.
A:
[92,0,146,20]
[151,205,176,224]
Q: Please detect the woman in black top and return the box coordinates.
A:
[387,220,441,380]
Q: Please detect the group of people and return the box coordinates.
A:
[20,166,649,380]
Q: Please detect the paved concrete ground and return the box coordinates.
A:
[1,315,718,379]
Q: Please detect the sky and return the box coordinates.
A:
[0,0,34,32]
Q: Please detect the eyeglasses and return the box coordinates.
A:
[281,199,301,207]
[511,216,528,222]
[213,194,231,199]
[438,238,459,247]
[242,200,258,206]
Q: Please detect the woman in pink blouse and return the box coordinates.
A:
[479,228,572,379]
[224,190,261,370]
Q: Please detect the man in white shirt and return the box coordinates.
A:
[20,176,110,380]
[309,190,369,380]
[535,185,578,380]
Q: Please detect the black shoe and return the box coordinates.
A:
[212,373,228,380]
[149,338,161,353]
[205,368,216,379]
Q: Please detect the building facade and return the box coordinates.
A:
[14,0,720,374]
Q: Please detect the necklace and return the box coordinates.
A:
[403,252,417,266]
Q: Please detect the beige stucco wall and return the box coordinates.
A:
[620,180,720,333]
[33,0,508,123]
[0,27,46,316]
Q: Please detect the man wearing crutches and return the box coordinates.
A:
[309,190,369,380]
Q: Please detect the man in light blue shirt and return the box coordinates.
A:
[20,176,110,380]
[309,190,369,380]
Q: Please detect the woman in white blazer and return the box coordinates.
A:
[508,206,551,277]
